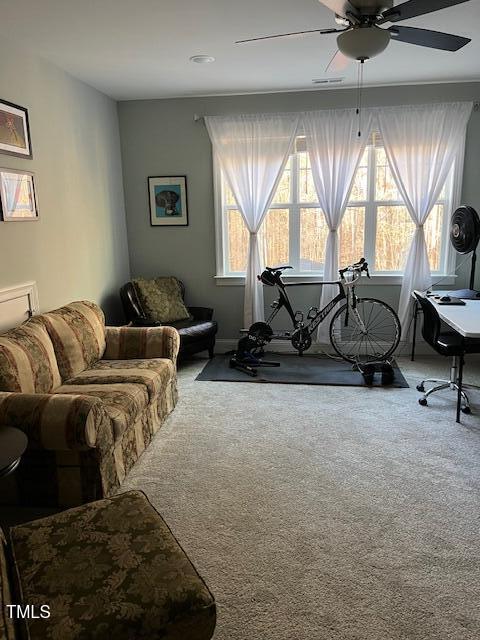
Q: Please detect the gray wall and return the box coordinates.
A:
[118,83,480,339]
[0,38,130,323]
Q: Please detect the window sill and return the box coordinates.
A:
[214,274,458,286]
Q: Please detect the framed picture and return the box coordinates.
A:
[0,100,32,159]
[148,175,188,226]
[0,169,38,221]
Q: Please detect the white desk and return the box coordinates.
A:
[411,291,480,360]
[429,298,480,338]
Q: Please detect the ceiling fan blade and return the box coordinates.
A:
[389,25,471,51]
[235,28,341,44]
[325,49,351,73]
[317,1,360,20]
[382,0,471,24]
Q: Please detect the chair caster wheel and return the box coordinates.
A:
[461,406,471,415]
[418,398,428,406]
[416,384,425,392]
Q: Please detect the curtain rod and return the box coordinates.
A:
[194,101,480,121]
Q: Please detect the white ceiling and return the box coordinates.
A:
[0,0,479,100]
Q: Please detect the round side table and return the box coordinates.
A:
[0,427,28,479]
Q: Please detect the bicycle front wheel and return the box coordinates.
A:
[329,298,401,363]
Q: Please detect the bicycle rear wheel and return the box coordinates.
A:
[329,297,401,363]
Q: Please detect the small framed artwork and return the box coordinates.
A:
[0,169,38,222]
[0,100,32,159]
[148,175,188,226]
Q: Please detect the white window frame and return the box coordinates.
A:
[213,134,463,286]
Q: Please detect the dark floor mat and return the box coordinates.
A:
[196,353,409,387]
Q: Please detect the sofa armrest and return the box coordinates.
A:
[104,326,180,364]
[0,392,113,452]
[188,306,214,321]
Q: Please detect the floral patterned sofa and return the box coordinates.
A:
[0,301,180,507]
[1,490,216,639]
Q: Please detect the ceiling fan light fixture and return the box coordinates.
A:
[334,13,350,27]
[337,25,391,60]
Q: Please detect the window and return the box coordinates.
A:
[215,133,456,279]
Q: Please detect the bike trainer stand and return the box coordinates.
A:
[230,330,281,377]
[229,352,280,377]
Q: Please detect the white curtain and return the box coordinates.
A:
[303,108,373,342]
[377,102,472,329]
[205,113,298,327]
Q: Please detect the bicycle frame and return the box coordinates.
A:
[263,267,365,338]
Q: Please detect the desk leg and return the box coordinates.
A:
[456,355,464,424]
[411,301,418,362]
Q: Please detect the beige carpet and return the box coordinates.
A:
[120,355,480,640]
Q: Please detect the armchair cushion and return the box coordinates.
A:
[104,326,180,364]
[65,358,175,403]
[0,321,61,394]
[132,277,190,324]
[170,320,218,347]
[39,301,106,381]
[54,383,149,442]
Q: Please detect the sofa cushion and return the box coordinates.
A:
[0,321,61,394]
[54,383,148,441]
[9,490,216,640]
[65,358,175,403]
[133,277,191,324]
[0,530,16,640]
[39,301,106,380]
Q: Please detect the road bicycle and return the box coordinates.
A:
[234,258,401,371]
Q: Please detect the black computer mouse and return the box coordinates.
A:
[439,295,451,302]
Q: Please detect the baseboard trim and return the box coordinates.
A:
[215,338,435,357]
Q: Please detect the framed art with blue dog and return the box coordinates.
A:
[148,175,188,226]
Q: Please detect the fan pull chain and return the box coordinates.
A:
[356,59,365,138]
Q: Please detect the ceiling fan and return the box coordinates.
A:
[236,0,472,72]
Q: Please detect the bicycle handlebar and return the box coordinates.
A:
[339,258,370,280]
[265,265,293,272]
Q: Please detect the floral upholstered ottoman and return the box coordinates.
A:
[4,490,216,639]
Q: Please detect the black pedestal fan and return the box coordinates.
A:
[449,205,480,299]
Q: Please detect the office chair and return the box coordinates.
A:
[414,292,480,422]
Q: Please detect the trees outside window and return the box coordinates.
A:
[218,134,453,278]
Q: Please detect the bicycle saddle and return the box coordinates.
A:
[265,265,293,272]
